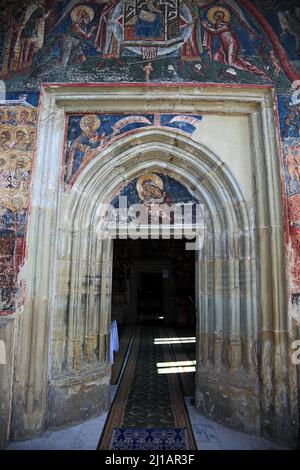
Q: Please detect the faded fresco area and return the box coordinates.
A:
[0,98,36,314]
[0,0,299,90]
[279,87,300,299]
[64,112,202,186]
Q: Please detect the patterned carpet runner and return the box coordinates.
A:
[109,428,187,451]
[98,325,195,450]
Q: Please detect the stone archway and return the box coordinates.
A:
[51,127,258,430]
[9,85,295,445]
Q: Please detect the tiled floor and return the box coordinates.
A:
[6,395,290,450]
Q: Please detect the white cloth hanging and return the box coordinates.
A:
[110,319,119,365]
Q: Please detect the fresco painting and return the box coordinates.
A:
[0,0,299,90]
[0,98,36,313]
[64,112,203,186]
[279,90,300,295]
[253,1,300,61]
[0,1,299,314]
[1,0,300,451]
[111,172,199,224]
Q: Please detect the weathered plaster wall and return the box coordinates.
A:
[193,114,253,199]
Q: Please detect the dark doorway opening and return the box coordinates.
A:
[111,238,196,327]
[138,271,163,322]
[102,237,197,448]
[110,238,196,393]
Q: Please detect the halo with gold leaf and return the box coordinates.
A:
[79,114,101,131]
[15,126,29,137]
[71,5,94,23]
[13,127,30,148]
[207,6,231,25]
[29,108,38,125]
[136,173,164,200]
[15,154,32,171]
[4,107,18,123]
[7,151,20,170]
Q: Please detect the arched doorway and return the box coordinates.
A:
[40,130,258,429]
[10,85,294,445]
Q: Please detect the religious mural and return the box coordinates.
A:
[64,112,202,186]
[111,172,199,224]
[0,0,299,90]
[279,87,300,296]
[0,98,36,313]
[0,0,299,316]
[253,1,300,62]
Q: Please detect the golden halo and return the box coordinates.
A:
[7,152,19,170]
[15,154,32,171]
[207,6,231,25]
[71,5,94,23]
[0,125,16,143]
[136,173,164,199]
[29,108,38,124]
[0,155,9,170]
[16,107,31,123]
[80,114,101,131]
[15,126,29,137]
[13,127,29,147]
[4,107,18,123]
[10,192,28,212]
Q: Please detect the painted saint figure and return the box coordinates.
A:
[278,7,300,51]
[135,0,163,39]
[136,173,173,224]
[66,114,102,183]
[269,50,281,77]
[12,130,28,151]
[295,144,300,190]
[18,109,30,126]
[95,0,121,65]
[285,146,298,193]
[33,5,96,76]
[6,110,17,126]
[16,0,51,71]
[0,131,12,150]
[0,111,5,124]
[0,1,51,75]
[27,130,36,151]
[180,19,202,66]
[202,7,270,81]
[7,155,30,191]
[68,6,97,64]
[283,99,300,138]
